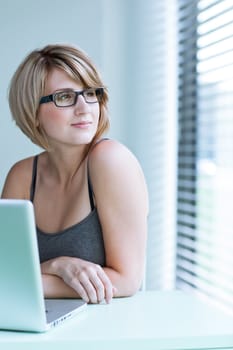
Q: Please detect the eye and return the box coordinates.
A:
[85,89,96,98]
[56,91,75,103]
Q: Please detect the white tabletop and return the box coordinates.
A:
[1,290,233,350]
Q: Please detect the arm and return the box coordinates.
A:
[41,257,115,303]
[42,273,80,298]
[1,159,33,199]
[89,140,149,296]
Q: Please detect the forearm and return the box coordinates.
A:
[42,273,81,299]
[41,257,141,301]
[41,258,114,303]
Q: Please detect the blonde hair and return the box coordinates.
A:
[8,44,110,150]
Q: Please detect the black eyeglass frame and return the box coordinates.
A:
[39,87,104,107]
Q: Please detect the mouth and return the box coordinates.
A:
[71,121,92,129]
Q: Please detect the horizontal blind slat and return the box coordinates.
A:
[177,0,233,314]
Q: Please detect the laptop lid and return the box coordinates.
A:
[0,199,86,332]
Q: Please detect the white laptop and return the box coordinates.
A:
[0,199,86,332]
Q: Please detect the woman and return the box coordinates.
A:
[1,44,149,304]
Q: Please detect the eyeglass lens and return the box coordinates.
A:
[54,88,102,107]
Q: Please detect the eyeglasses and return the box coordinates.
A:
[39,87,104,107]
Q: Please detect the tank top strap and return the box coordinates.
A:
[87,138,110,211]
[30,139,109,207]
[30,154,95,210]
[30,155,38,202]
[88,172,95,211]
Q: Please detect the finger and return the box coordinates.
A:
[88,270,105,303]
[68,278,90,303]
[96,266,114,303]
[79,271,99,304]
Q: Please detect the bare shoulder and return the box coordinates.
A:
[89,139,142,172]
[1,156,36,199]
[89,139,149,213]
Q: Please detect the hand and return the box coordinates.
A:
[41,256,115,304]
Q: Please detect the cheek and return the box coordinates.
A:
[37,107,66,130]
[94,104,101,123]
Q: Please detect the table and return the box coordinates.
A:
[1,290,233,350]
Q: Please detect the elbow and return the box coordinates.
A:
[115,275,144,298]
[127,278,144,296]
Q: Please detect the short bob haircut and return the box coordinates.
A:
[8,44,110,151]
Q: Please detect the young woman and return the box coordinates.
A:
[1,44,149,304]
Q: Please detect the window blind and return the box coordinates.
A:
[177,0,233,314]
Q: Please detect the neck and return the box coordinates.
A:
[43,144,89,186]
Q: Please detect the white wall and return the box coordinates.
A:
[103,0,178,289]
[0,0,177,290]
[0,0,111,191]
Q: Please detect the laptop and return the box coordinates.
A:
[0,199,86,332]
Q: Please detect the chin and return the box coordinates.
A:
[72,134,96,146]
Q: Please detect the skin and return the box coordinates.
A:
[1,68,149,304]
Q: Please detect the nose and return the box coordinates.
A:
[74,94,90,113]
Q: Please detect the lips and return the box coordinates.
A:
[71,121,92,128]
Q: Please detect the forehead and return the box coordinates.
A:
[44,68,82,94]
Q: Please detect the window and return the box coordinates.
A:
[177,0,233,314]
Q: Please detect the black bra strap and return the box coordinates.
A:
[30,155,38,202]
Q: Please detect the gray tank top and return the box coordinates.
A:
[30,155,106,266]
